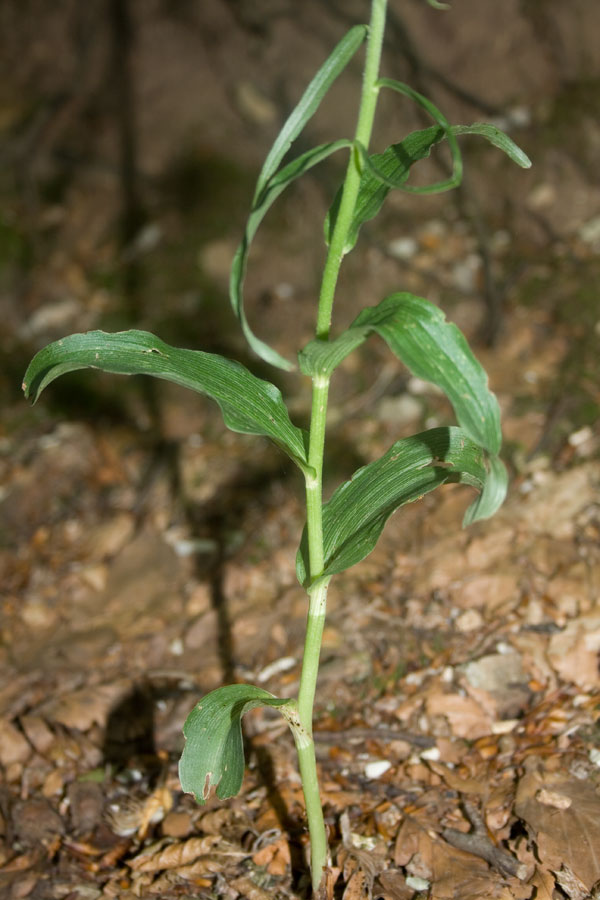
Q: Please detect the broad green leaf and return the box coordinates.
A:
[231,24,367,370]
[230,140,352,371]
[296,426,506,587]
[23,330,311,473]
[179,685,294,804]
[299,292,501,455]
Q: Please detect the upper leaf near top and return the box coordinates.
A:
[230,25,367,371]
[326,120,531,254]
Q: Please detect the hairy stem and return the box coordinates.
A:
[297,0,388,892]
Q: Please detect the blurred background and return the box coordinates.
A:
[1,4,600,897]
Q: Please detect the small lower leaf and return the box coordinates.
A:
[296,427,506,587]
[179,685,295,804]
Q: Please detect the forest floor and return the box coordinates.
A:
[1,2,600,898]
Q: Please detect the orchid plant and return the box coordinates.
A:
[23,0,530,892]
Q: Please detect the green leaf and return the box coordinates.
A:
[463,453,508,526]
[23,330,311,473]
[179,685,295,804]
[451,122,532,169]
[296,426,506,587]
[255,26,366,200]
[325,125,444,252]
[376,79,463,196]
[231,24,367,370]
[326,116,530,253]
[230,140,352,372]
[299,292,501,455]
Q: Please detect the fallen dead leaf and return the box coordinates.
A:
[0,718,31,767]
[426,761,488,795]
[528,867,555,900]
[128,835,222,872]
[426,692,492,739]
[547,613,600,689]
[515,768,600,892]
[252,835,291,876]
[39,683,127,732]
[342,868,368,900]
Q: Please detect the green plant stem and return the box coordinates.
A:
[316,0,387,340]
[297,1,388,892]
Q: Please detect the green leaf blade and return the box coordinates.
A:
[179,685,294,804]
[256,26,367,198]
[297,426,505,587]
[300,293,501,456]
[356,294,501,455]
[231,139,352,371]
[325,125,444,252]
[230,23,367,371]
[325,116,530,253]
[452,123,532,169]
[23,330,310,473]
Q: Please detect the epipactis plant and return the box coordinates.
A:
[23,0,530,892]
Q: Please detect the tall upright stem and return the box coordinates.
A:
[296,1,388,892]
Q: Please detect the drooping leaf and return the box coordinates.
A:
[230,140,352,372]
[296,426,506,587]
[450,122,532,169]
[326,115,530,253]
[23,330,311,473]
[231,24,367,370]
[463,452,508,526]
[376,79,462,196]
[179,685,294,804]
[325,125,445,252]
[299,292,501,455]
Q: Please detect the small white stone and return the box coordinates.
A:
[491,719,519,734]
[377,394,422,426]
[568,426,593,448]
[364,759,392,779]
[455,609,483,632]
[420,746,440,761]
[579,215,600,245]
[169,638,184,656]
[257,656,297,683]
[388,237,418,260]
[589,748,600,767]
[406,875,430,891]
[527,183,556,210]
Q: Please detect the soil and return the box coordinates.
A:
[1,1,600,898]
